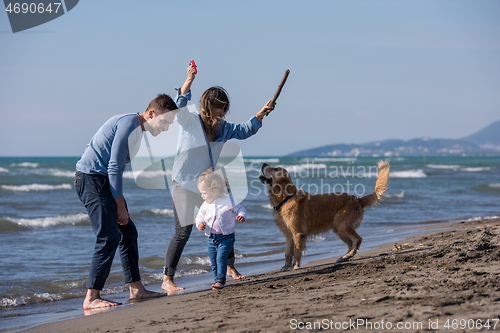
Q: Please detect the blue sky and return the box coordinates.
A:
[1,0,499,156]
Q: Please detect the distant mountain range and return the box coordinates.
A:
[288,120,500,157]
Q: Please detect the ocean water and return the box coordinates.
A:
[1,156,499,332]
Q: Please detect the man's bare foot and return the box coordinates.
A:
[227,264,246,280]
[83,297,121,310]
[83,289,121,310]
[129,281,167,299]
[83,307,114,316]
[161,275,185,293]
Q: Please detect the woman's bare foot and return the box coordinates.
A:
[212,282,224,290]
[83,289,121,310]
[129,281,167,299]
[227,264,246,280]
[161,275,185,293]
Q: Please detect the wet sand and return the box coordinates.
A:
[23,217,500,332]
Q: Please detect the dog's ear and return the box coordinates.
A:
[275,168,288,178]
[274,175,296,197]
[295,190,307,203]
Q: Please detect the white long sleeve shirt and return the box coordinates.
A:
[195,196,246,236]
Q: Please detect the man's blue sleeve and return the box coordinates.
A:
[108,119,137,198]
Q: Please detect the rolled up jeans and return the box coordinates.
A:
[74,171,141,290]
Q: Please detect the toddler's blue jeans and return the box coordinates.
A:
[208,233,235,284]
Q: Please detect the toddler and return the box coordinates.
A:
[196,170,246,290]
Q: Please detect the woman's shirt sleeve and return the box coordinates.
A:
[222,116,262,140]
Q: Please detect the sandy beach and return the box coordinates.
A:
[23,217,500,332]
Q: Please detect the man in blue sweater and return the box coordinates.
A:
[75,93,177,310]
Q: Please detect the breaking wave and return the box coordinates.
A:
[3,213,89,228]
[123,169,171,179]
[386,191,405,198]
[10,162,39,168]
[1,183,72,192]
[245,158,280,164]
[461,167,491,172]
[427,164,460,170]
[149,208,175,216]
[390,170,427,178]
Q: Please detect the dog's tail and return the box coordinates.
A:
[359,160,390,209]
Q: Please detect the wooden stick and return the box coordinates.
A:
[267,69,290,114]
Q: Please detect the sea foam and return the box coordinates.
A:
[461,167,491,172]
[245,158,280,164]
[149,208,175,216]
[427,164,460,170]
[1,296,29,307]
[123,169,172,179]
[183,255,212,266]
[2,167,75,178]
[303,157,357,163]
[458,215,499,223]
[386,191,405,198]
[309,235,326,242]
[10,162,39,168]
[286,163,329,173]
[390,169,427,178]
[1,183,72,192]
[4,213,89,228]
[175,268,209,278]
[46,169,75,178]
[0,167,9,173]
[34,293,63,302]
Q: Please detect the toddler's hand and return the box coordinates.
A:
[197,222,206,231]
[236,216,245,223]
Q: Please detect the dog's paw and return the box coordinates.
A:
[293,264,301,270]
[336,256,351,263]
[279,265,292,272]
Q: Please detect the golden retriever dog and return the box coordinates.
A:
[259,161,390,271]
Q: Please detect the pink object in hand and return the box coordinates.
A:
[190,60,197,74]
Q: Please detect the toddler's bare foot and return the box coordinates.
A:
[212,282,225,290]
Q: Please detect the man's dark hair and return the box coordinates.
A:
[146,93,178,114]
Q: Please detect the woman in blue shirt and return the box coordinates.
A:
[162,64,272,292]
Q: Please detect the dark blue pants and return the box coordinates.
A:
[74,172,141,290]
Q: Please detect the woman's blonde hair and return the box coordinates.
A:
[199,86,230,141]
[198,170,227,197]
